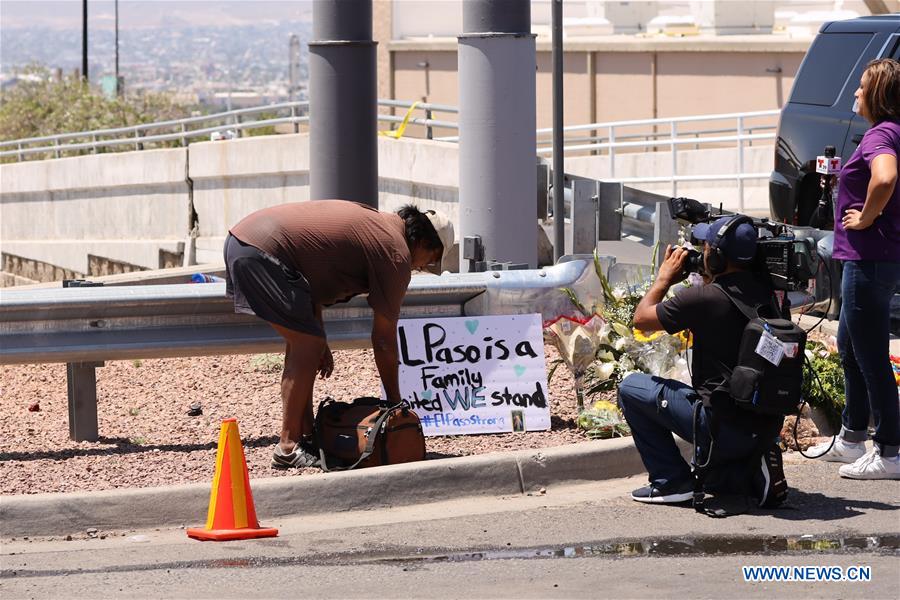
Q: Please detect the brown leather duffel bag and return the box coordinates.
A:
[313,396,426,471]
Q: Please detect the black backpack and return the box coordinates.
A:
[712,283,807,417]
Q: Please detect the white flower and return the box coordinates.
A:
[598,323,612,345]
[595,362,616,381]
[596,350,616,362]
[613,337,628,352]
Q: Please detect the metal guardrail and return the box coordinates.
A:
[0,99,459,160]
[0,261,598,441]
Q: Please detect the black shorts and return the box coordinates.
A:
[223,234,325,338]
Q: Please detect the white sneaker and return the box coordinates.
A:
[839,447,900,480]
[807,437,866,463]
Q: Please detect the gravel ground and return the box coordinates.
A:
[0,347,589,495]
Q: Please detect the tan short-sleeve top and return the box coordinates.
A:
[230,200,411,320]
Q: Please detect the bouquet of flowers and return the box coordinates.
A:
[577,399,631,439]
[544,251,692,435]
[543,314,609,412]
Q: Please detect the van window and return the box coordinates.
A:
[790,33,873,106]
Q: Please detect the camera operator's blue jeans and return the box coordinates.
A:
[837,260,900,457]
[618,374,764,487]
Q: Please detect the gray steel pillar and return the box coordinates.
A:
[551,0,565,262]
[309,0,378,207]
[458,0,537,271]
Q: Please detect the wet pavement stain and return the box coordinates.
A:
[2,534,897,578]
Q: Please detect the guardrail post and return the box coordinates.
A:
[596,181,622,241]
[670,121,678,197]
[181,122,188,147]
[653,199,680,271]
[18,142,25,162]
[291,104,300,133]
[135,127,143,151]
[66,361,104,442]
[567,178,600,255]
[234,114,242,138]
[737,116,745,212]
[425,106,433,139]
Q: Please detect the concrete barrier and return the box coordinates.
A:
[1,135,772,281]
[0,149,190,274]
[189,134,312,264]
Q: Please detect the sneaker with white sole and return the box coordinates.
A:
[272,443,320,469]
[807,437,866,463]
[752,445,788,508]
[838,447,900,480]
[631,478,694,504]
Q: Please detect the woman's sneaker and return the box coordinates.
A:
[807,437,866,463]
[839,447,900,480]
[631,478,694,504]
[272,443,320,469]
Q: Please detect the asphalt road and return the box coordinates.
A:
[2,459,898,599]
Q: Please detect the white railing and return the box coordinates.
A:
[0,100,459,161]
[534,109,779,212]
[1,102,776,211]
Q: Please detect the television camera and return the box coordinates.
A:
[667,196,818,293]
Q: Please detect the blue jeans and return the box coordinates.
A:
[837,260,900,456]
[618,374,766,487]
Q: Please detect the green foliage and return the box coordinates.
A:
[801,341,846,430]
[0,64,193,157]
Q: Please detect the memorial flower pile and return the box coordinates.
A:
[544,252,691,431]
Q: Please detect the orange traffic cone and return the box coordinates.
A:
[187,418,278,541]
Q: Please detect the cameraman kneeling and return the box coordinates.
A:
[619,216,786,505]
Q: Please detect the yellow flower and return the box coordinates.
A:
[633,329,663,343]
[675,330,693,351]
[591,399,620,414]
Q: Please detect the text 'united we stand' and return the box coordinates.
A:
[394,315,551,436]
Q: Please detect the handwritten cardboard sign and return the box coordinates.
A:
[396,314,550,436]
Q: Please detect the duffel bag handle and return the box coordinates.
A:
[318,400,406,472]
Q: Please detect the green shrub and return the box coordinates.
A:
[801,341,845,430]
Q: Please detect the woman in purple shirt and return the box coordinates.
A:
[810,59,900,480]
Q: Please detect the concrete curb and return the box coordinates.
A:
[0,438,651,538]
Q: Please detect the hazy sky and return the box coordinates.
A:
[0,0,312,30]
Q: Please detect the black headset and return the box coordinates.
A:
[705,214,755,275]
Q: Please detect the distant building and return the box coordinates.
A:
[372,0,891,127]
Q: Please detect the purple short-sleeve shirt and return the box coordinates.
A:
[832,120,900,262]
